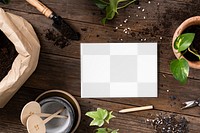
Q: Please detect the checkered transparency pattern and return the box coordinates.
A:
[81,43,157,98]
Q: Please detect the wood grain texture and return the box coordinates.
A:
[0,0,200,132]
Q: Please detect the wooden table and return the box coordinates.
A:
[0,0,200,132]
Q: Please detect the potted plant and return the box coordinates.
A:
[170,16,200,84]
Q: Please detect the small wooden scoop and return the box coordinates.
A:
[20,101,67,126]
[26,108,64,133]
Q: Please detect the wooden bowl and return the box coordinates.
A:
[172,16,200,69]
[35,90,81,133]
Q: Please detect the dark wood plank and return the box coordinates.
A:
[21,53,200,118]
[1,87,200,133]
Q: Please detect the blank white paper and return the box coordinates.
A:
[81,43,157,98]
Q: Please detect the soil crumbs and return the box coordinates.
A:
[146,114,189,133]
[45,29,70,49]
[0,30,18,81]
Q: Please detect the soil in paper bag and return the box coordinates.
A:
[0,30,18,81]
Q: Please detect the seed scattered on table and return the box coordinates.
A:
[124,19,128,23]
[162,74,166,78]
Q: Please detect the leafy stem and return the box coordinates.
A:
[178,50,187,59]
[93,0,138,24]
[188,47,200,60]
[117,0,136,10]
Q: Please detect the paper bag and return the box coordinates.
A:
[0,8,40,108]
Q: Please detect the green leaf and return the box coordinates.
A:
[111,129,119,133]
[96,128,119,133]
[170,58,189,84]
[85,108,108,127]
[105,111,115,124]
[93,0,109,10]
[96,128,107,133]
[174,33,195,52]
[90,119,105,127]
[101,0,132,24]
[105,5,116,19]
[101,4,116,24]
[109,0,121,13]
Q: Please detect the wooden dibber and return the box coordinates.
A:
[119,105,154,113]
[26,108,65,133]
[20,101,67,126]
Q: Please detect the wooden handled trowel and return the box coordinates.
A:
[26,0,80,41]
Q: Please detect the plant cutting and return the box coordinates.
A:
[93,0,139,25]
[171,16,200,84]
[86,108,119,133]
[170,33,195,84]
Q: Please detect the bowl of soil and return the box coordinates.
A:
[172,16,200,69]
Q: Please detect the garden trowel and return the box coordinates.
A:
[26,0,80,41]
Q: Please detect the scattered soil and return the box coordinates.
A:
[45,29,70,49]
[182,25,200,61]
[0,30,18,81]
[147,114,189,133]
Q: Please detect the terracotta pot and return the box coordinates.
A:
[172,16,200,69]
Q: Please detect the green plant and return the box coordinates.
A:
[170,33,197,84]
[0,0,10,4]
[86,108,119,133]
[93,0,138,25]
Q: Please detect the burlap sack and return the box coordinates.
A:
[0,8,40,108]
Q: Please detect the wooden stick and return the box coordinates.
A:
[119,105,154,113]
[36,113,68,119]
[43,108,65,124]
